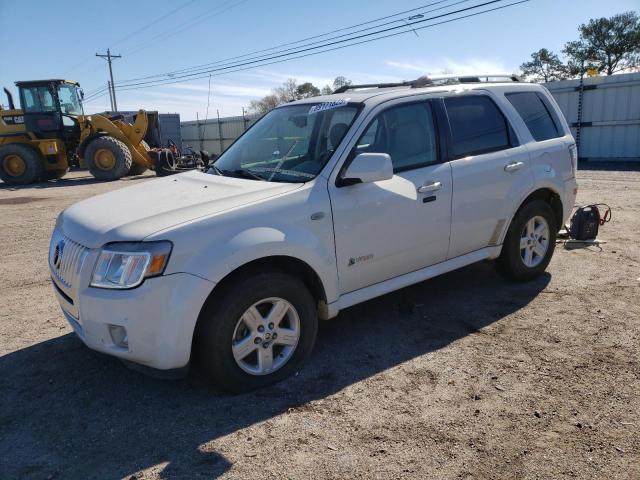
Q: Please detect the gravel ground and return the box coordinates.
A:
[0,168,638,480]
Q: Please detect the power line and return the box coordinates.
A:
[113,0,529,93]
[122,0,251,57]
[115,0,512,89]
[110,0,197,49]
[117,0,466,84]
[61,0,196,77]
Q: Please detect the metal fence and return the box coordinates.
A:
[180,113,261,155]
[545,72,640,161]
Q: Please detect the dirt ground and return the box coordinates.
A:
[0,168,638,480]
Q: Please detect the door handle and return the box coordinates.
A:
[417,181,442,193]
[504,161,524,172]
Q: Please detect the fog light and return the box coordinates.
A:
[108,325,128,348]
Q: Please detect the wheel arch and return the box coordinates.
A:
[200,254,328,314]
[190,254,329,363]
[505,187,564,241]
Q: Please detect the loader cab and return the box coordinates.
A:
[16,79,83,142]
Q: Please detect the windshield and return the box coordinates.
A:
[210,101,360,182]
[57,84,82,115]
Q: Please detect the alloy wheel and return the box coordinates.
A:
[519,215,550,268]
[231,297,300,376]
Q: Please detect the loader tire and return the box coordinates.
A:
[0,143,44,185]
[128,162,148,176]
[128,141,149,176]
[85,136,132,181]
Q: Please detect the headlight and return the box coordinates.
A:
[90,241,172,289]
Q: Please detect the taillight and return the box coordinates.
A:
[568,144,578,177]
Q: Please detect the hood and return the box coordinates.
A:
[59,170,301,248]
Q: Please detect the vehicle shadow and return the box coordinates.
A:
[0,262,550,479]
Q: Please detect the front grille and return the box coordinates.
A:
[49,229,89,289]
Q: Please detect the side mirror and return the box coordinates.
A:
[338,152,393,186]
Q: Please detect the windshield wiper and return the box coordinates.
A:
[210,164,224,176]
[220,168,266,181]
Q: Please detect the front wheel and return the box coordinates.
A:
[496,200,557,281]
[194,271,318,393]
[85,136,132,181]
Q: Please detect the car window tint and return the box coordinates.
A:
[354,102,438,172]
[506,92,560,141]
[444,95,510,158]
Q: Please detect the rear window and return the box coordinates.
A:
[506,92,561,142]
[444,95,511,158]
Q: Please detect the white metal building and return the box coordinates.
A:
[545,72,640,161]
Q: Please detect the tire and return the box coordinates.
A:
[0,143,44,185]
[127,162,147,176]
[195,271,318,393]
[155,150,176,177]
[496,199,557,281]
[42,168,68,181]
[84,136,132,181]
[128,141,149,176]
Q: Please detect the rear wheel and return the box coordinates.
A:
[0,144,44,185]
[496,200,557,280]
[85,136,132,181]
[195,271,318,393]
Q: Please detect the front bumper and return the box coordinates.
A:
[49,234,214,370]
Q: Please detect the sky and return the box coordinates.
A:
[0,0,637,120]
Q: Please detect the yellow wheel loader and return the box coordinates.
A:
[0,79,169,185]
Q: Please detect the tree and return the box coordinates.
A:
[274,78,300,103]
[332,76,352,90]
[320,85,333,95]
[563,11,640,76]
[248,76,353,114]
[248,94,280,115]
[520,48,568,82]
[296,82,321,99]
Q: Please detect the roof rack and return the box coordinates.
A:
[333,74,521,93]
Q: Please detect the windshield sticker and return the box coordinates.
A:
[308,98,350,114]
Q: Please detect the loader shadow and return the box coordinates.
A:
[0,171,152,191]
[0,262,549,479]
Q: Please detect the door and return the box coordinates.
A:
[443,93,533,258]
[329,100,453,295]
[20,84,62,139]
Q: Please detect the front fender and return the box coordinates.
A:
[183,226,337,303]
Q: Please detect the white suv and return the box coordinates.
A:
[49,75,578,392]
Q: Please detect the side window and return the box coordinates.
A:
[444,95,510,158]
[354,102,438,172]
[506,92,561,141]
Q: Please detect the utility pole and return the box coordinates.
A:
[217,109,223,154]
[96,48,121,112]
[107,81,114,111]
